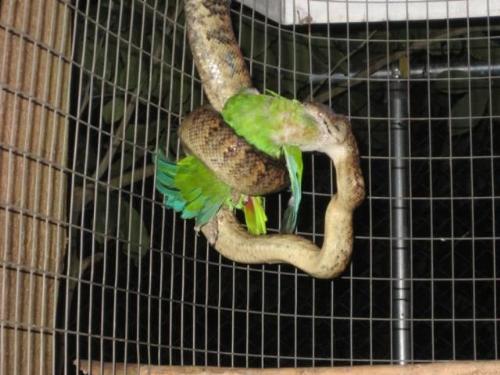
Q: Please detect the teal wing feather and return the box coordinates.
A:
[155,153,232,228]
[281,145,303,233]
[156,152,270,234]
[155,154,187,212]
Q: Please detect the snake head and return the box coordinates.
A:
[302,101,351,152]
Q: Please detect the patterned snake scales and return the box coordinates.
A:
[181,0,365,278]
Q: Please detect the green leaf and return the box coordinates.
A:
[429,39,464,57]
[124,122,157,146]
[93,193,150,266]
[167,71,192,115]
[119,200,151,267]
[238,18,273,63]
[449,93,488,136]
[493,88,500,116]
[95,35,113,81]
[157,127,183,158]
[109,123,158,178]
[128,54,141,91]
[117,49,141,90]
[93,193,118,245]
[279,35,310,73]
[470,36,500,63]
[435,70,470,94]
[110,151,136,178]
[81,44,94,72]
[435,70,492,95]
[81,38,106,79]
[102,97,125,123]
[148,63,163,98]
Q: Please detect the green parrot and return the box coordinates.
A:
[221,90,319,233]
[155,152,268,235]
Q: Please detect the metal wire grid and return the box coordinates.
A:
[0,0,499,373]
[0,0,70,374]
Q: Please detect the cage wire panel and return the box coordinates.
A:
[0,0,499,373]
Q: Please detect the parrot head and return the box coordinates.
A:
[299,101,351,153]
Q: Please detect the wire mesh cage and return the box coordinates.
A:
[0,0,499,374]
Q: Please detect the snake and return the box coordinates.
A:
[180,105,289,196]
[182,0,365,278]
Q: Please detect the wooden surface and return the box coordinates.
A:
[76,360,500,375]
[0,0,70,373]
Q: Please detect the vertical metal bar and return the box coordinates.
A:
[390,67,411,364]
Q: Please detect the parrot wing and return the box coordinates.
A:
[156,152,269,234]
[221,91,281,157]
[155,153,232,228]
[243,196,268,235]
[155,154,187,212]
[222,90,317,158]
[281,145,303,233]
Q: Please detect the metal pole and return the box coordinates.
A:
[310,61,500,82]
[390,67,411,364]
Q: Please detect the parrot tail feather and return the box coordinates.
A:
[282,197,298,234]
[280,145,303,233]
[155,152,232,229]
[243,196,267,235]
[155,152,188,213]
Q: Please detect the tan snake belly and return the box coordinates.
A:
[182,0,365,279]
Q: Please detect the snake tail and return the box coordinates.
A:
[185,0,253,112]
[202,116,365,279]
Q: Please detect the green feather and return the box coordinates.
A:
[221,91,318,158]
[155,152,270,234]
[181,189,205,219]
[221,91,312,233]
[163,190,186,212]
[282,145,303,233]
[243,196,267,235]
[196,201,224,227]
[155,153,186,211]
[155,153,232,227]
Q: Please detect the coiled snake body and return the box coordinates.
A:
[181,0,365,279]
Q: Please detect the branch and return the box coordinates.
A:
[314,25,500,103]
[75,38,166,212]
[65,253,105,318]
[308,30,377,101]
[78,83,91,118]
[93,92,138,181]
[75,360,500,375]
[73,164,155,212]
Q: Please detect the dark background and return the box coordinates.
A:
[57,0,500,373]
